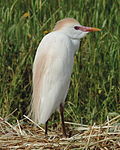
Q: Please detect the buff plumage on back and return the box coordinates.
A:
[31,53,47,123]
[31,49,55,123]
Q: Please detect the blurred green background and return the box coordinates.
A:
[0,0,119,124]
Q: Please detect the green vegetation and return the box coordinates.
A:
[0,0,119,125]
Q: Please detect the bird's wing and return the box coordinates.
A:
[31,32,74,124]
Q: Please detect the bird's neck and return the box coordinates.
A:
[71,39,80,53]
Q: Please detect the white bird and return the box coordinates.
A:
[31,18,101,136]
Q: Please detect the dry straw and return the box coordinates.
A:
[0,114,120,149]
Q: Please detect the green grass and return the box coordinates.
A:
[0,0,120,125]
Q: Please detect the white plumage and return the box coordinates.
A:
[31,18,101,135]
[32,31,76,123]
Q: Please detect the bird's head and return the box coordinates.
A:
[53,18,101,40]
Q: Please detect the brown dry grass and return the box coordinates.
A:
[0,114,120,150]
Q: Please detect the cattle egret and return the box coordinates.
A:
[31,18,101,136]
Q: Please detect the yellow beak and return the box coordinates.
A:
[76,26,101,32]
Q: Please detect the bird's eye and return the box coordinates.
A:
[74,26,80,30]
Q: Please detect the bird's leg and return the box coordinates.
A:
[45,120,48,135]
[60,103,67,137]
